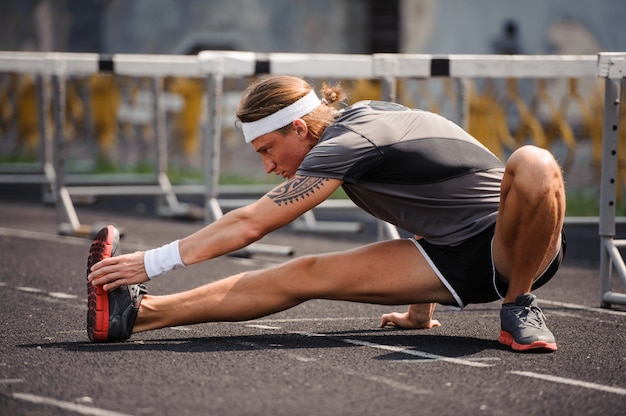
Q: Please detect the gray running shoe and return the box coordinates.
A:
[86,225,147,342]
[499,293,557,352]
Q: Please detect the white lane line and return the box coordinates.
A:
[15,286,44,294]
[393,357,501,363]
[0,227,89,246]
[0,378,24,384]
[246,324,283,330]
[250,317,376,323]
[509,371,626,396]
[4,282,80,305]
[340,368,432,395]
[341,338,493,368]
[11,392,135,416]
[168,326,194,331]
[247,325,493,368]
[541,299,626,317]
[0,226,152,251]
[288,354,318,363]
[48,292,78,299]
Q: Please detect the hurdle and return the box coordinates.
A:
[598,52,626,307]
[0,53,55,203]
[0,52,205,236]
[5,51,626,306]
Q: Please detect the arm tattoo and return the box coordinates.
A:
[267,176,329,206]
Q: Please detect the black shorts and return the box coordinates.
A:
[411,225,566,309]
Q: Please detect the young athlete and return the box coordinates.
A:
[86,75,566,352]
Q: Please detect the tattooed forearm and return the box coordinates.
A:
[268,176,329,206]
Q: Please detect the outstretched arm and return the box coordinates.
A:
[179,176,340,264]
[380,303,440,329]
[88,175,343,290]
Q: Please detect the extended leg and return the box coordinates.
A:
[133,239,455,333]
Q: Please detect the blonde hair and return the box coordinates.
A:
[237,75,346,142]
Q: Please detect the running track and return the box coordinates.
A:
[0,199,624,416]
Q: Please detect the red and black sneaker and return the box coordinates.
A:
[86,225,146,342]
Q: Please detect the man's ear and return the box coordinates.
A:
[292,118,308,138]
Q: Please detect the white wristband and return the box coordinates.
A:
[144,240,185,279]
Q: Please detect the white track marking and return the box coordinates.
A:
[246,324,283,330]
[0,378,24,384]
[3,282,81,307]
[0,227,89,246]
[11,393,135,416]
[288,354,317,363]
[15,286,43,293]
[0,226,151,251]
[541,299,626,316]
[48,292,78,299]
[341,338,493,368]
[250,324,625,395]
[249,317,376,323]
[340,368,432,395]
[168,326,194,331]
[509,371,626,396]
[246,325,493,368]
[393,357,501,363]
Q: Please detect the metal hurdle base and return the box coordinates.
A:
[598,52,626,308]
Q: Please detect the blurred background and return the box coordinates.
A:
[1,0,626,218]
[2,0,624,55]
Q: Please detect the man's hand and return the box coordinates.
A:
[380,303,441,330]
[88,251,149,291]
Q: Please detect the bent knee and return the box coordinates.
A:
[509,146,559,170]
[507,146,563,187]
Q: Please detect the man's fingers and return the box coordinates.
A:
[87,262,117,282]
[89,270,117,287]
[380,313,401,328]
[102,279,124,292]
[89,256,116,272]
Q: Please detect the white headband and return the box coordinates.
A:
[241,90,321,143]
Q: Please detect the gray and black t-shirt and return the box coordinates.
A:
[297,101,505,246]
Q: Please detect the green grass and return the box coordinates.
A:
[565,189,626,217]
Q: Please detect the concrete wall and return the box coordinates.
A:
[0,0,371,54]
[402,0,626,55]
[2,0,624,55]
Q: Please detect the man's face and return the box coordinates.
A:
[251,120,313,179]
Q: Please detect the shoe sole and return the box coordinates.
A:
[86,225,118,342]
[499,330,557,352]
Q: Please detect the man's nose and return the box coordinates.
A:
[263,158,276,174]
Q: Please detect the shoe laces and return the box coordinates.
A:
[514,305,546,329]
[128,284,147,307]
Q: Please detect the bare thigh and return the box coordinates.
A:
[269,239,456,305]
